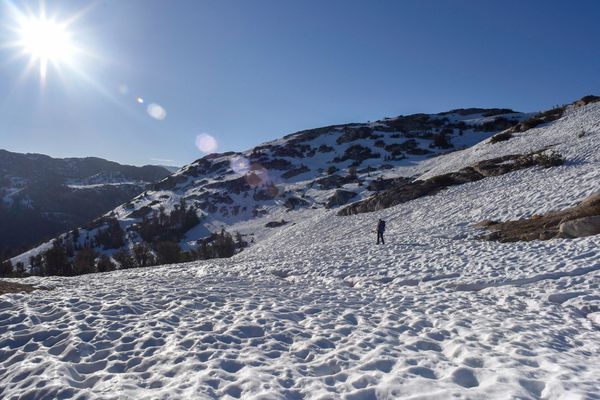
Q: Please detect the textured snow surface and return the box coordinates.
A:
[1,104,600,399]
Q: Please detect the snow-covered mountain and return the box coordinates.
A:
[10,107,531,267]
[0,150,171,259]
[1,98,599,399]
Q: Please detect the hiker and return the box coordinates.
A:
[377,219,386,244]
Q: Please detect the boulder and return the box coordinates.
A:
[580,192,600,208]
[283,196,309,211]
[265,220,288,228]
[559,216,600,238]
[326,190,357,209]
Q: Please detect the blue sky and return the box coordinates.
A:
[1,0,599,166]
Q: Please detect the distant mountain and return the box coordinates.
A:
[0,150,171,259]
[159,165,182,173]
[9,106,535,269]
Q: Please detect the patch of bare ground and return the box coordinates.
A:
[0,280,40,295]
[476,193,600,242]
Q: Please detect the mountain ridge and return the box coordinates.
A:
[7,104,533,269]
[0,150,171,260]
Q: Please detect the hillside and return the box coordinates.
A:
[0,99,598,398]
[9,107,530,270]
[0,150,171,260]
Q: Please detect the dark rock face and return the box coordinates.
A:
[281,165,310,179]
[385,140,431,157]
[151,174,188,191]
[315,175,355,190]
[284,197,310,211]
[333,145,381,164]
[367,177,413,192]
[326,190,357,209]
[260,158,293,170]
[205,176,251,195]
[253,185,279,201]
[265,220,288,228]
[479,193,600,242]
[339,152,560,216]
[336,127,381,145]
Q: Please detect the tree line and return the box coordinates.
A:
[0,199,246,278]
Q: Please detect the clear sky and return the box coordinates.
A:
[1,0,599,167]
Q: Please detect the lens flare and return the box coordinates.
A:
[230,155,250,174]
[195,133,218,153]
[136,96,144,104]
[118,84,129,95]
[147,103,167,120]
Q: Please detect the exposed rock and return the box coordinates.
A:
[260,158,293,170]
[580,193,600,208]
[315,174,354,190]
[339,151,564,216]
[317,144,334,153]
[489,131,513,143]
[326,190,357,209]
[253,185,279,201]
[281,165,310,179]
[478,192,600,242]
[205,176,251,195]
[128,206,153,219]
[265,220,288,228]
[0,280,37,295]
[367,177,412,192]
[336,126,379,145]
[573,95,600,108]
[284,196,309,211]
[151,174,188,191]
[559,216,600,238]
[472,220,499,229]
[333,145,381,164]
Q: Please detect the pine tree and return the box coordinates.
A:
[96,255,115,273]
[113,248,135,269]
[133,243,155,268]
[73,248,98,275]
[155,241,182,265]
[43,240,72,276]
[0,259,13,277]
[15,262,25,277]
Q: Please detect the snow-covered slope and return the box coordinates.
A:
[1,101,599,399]
[11,108,528,266]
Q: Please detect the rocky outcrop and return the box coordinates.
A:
[281,165,310,179]
[326,190,357,209]
[367,177,413,192]
[339,151,563,216]
[559,216,600,238]
[478,192,600,242]
[284,197,309,211]
[0,280,37,295]
[315,175,355,190]
[265,220,288,228]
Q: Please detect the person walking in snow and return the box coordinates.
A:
[376,219,386,245]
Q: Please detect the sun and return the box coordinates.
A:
[6,3,82,84]
[19,17,74,64]
[17,15,76,82]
